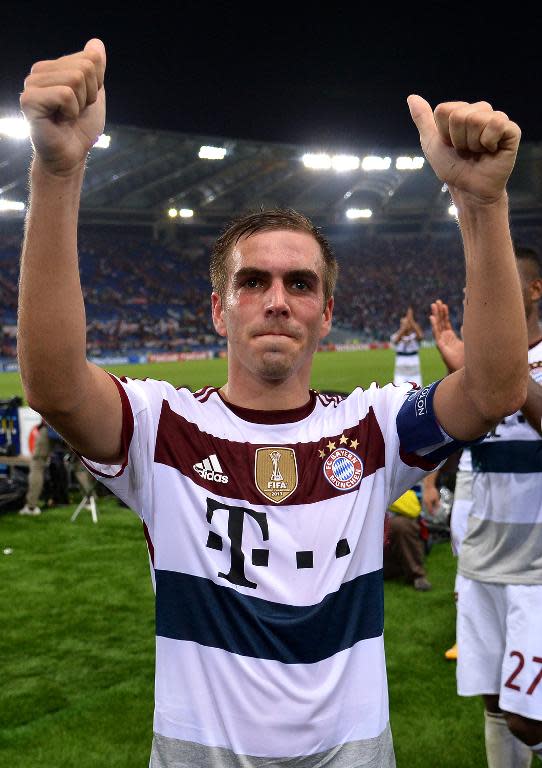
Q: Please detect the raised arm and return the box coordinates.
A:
[408,308,424,342]
[408,96,527,440]
[391,314,410,344]
[18,39,123,463]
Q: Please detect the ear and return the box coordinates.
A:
[530,278,542,303]
[211,292,227,337]
[319,296,334,340]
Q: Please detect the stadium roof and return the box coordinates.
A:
[1,123,542,231]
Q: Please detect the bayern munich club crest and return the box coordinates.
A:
[323,448,363,491]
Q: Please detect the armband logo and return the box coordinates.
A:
[414,385,431,417]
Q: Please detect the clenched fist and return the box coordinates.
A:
[408,96,521,205]
[20,39,106,177]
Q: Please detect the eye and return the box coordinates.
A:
[244,277,261,288]
[292,279,309,291]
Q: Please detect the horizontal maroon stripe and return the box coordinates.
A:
[153,401,386,505]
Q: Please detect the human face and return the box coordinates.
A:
[211,229,333,384]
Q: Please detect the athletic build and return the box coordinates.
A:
[18,38,527,766]
[430,256,542,766]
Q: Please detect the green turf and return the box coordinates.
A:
[1,348,486,766]
[0,347,448,401]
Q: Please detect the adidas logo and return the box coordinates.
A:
[193,454,229,484]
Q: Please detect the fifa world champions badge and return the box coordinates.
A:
[323,448,363,491]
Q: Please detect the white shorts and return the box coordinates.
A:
[457,576,542,719]
[393,359,421,387]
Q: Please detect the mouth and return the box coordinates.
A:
[254,332,294,339]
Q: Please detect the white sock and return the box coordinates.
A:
[529,740,542,761]
[484,710,533,768]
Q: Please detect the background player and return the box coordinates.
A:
[17,38,528,768]
[391,306,423,385]
[430,249,542,767]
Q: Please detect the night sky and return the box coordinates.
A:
[2,3,541,151]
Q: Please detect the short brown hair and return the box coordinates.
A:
[210,208,338,305]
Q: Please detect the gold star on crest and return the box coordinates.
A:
[339,434,348,445]
[318,449,325,458]
[350,438,359,450]
[326,441,336,452]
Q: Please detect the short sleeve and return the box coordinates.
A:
[369,380,483,507]
[80,374,175,527]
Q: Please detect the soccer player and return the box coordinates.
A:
[430,255,542,767]
[390,306,423,386]
[17,39,528,768]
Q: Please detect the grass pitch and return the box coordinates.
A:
[0,348,486,767]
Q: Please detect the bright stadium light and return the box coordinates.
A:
[168,208,178,218]
[0,117,30,140]
[178,208,194,218]
[346,208,372,219]
[361,156,391,171]
[302,153,332,170]
[331,154,360,172]
[448,204,458,218]
[199,145,227,160]
[94,133,111,149]
[395,156,424,170]
[0,199,25,212]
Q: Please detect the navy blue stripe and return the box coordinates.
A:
[155,568,383,664]
[396,350,419,357]
[472,440,542,473]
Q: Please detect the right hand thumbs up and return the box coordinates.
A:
[20,39,107,177]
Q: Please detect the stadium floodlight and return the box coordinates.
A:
[0,117,30,140]
[199,145,227,160]
[395,156,424,170]
[302,153,332,170]
[178,208,194,218]
[448,204,458,218]
[94,133,111,149]
[168,208,178,218]
[331,154,360,172]
[346,208,372,219]
[0,199,25,212]
[361,156,391,171]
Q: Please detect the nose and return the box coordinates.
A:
[264,280,291,318]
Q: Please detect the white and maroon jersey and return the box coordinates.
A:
[459,338,542,585]
[393,332,420,357]
[82,377,469,768]
[458,447,472,473]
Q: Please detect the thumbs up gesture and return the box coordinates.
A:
[407,96,521,205]
[20,39,106,177]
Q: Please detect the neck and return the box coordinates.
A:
[527,313,542,346]
[221,368,312,411]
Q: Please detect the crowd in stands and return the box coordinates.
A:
[0,223,540,359]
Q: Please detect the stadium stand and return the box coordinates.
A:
[2,223,542,363]
[1,122,541,364]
